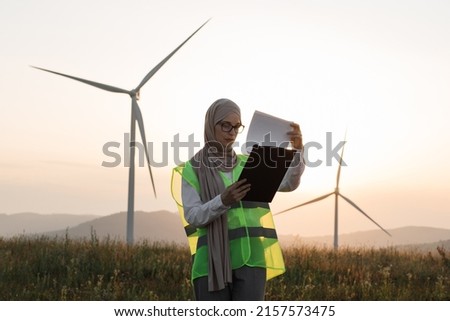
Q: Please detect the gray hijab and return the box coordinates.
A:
[191,98,241,292]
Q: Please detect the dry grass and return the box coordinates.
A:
[0,235,448,300]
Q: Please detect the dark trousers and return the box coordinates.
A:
[193,265,266,301]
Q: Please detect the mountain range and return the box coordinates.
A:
[1,211,450,250]
[0,212,99,237]
[279,226,450,249]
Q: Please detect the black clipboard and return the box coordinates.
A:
[238,145,296,202]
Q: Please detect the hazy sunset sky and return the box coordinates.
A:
[1,0,449,237]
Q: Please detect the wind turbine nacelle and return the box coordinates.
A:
[130,89,140,100]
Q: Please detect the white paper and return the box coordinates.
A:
[245,110,293,153]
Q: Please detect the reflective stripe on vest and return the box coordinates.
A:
[183,200,270,238]
[196,226,278,248]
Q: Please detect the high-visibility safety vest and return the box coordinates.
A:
[171,154,285,281]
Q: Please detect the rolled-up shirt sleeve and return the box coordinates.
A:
[182,179,230,228]
[278,149,306,192]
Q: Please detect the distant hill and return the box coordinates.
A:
[45,210,187,245]
[396,239,450,253]
[279,226,450,249]
[0,212,99,237]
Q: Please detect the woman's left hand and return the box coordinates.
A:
[288,122,303,150]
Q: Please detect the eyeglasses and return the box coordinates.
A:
[219,121,245,134]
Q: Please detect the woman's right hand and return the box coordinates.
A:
[221,179,251,206]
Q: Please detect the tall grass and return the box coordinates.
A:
[0,235,448,300]
[268,245,449,300]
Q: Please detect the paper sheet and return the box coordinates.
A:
[245,110,292,152]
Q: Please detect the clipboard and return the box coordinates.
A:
[238,144,296,203]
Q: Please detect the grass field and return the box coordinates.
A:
[0,235,448,300]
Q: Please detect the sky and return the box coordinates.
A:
[1,0,449,237]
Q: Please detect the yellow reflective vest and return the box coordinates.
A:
[171,155,285,281]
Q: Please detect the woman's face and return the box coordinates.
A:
[214,112,241,152]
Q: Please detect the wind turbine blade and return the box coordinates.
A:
[132,98,157,198]
[339,193,392,237]
[135,19,210,91]
[31,66,130,95]
[273,192,334,216]
[336,130,347,189]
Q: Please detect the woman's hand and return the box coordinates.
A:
[288,122,303,150]
[221,179,251,206]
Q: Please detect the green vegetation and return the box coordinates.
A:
[1,235,448,300]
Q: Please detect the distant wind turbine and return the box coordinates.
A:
[274,134,391,249]
[32,19,210,244]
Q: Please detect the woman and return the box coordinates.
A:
[172,98,305,300]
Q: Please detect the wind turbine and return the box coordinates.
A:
[32,20,210,244]
[275,134,391,249]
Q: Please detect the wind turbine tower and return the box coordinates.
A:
[275,134,391,249]
[32,20,210,244]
